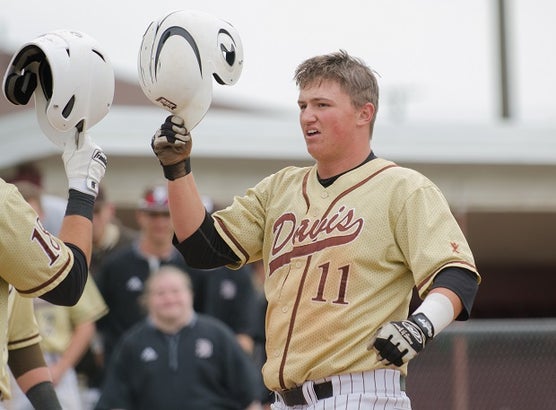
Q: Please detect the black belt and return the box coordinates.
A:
[277,374,406,406]
[278,381,333,406]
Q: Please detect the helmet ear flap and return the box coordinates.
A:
[3,45,48,105]
[38,59,53,100]
[4,70,37,105]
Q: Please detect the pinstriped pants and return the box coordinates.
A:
[271,369,412,410]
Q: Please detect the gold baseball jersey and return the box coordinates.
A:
[0,180,75,397]
[33,276,108,355]
[213,158,479,391]
[0,288,42,399]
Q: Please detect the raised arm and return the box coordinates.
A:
[151,115,206,241]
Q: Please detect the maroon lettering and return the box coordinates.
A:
[269,206,363,275]
[31,218,61,266]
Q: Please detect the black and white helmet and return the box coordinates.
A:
[3,30,114,147]
[138,9,244,131]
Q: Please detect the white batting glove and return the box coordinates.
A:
[367,313,434,367]
[62,132,107,197]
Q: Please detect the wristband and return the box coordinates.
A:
[26,381,62,410]
[65,189,95,221]
[412,292,454,338]
[162,158,191,181]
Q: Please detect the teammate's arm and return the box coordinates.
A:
[40,132,107,306]
[8,344,62,410]
[49,321,96,385]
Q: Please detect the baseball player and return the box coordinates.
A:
[150,50,480,409]
[6,181,108,410]
[0,29,111,406]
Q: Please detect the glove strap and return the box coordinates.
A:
[162,158,191,181]
[408,313,435,342]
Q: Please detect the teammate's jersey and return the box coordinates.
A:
[213,158,480,391]
[0,180,74,294]
[33,276,108,355]
[0,179,74,398]
[0,288,42,399]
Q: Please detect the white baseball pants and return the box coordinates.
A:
[271,369,411,410]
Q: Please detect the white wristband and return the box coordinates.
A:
[412,292,454,337]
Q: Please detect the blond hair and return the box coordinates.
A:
[294,49,380,134]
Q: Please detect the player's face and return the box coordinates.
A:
[298,80,371,176]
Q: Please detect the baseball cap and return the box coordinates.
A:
[138,185,169,213]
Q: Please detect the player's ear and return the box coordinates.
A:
[357,102,375,126]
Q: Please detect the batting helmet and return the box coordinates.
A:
[2,30,114,148]
[138,9,244,131]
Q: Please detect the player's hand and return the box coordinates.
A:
[62,132,107,198]
[367,313,434,367]
[151,115,192,180]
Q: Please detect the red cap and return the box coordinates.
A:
[138,185,169,212]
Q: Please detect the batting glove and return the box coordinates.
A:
[151,115,192,180]
[62,132,107,198]
[367,313,434,367]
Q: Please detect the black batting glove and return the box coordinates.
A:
[151,115,192,180]
[367,313,435,367]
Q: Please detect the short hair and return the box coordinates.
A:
[139,265,193,310]
[294,50,380,132]
[13,180,42,203]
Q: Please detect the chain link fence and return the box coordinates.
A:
[406,319,556,409]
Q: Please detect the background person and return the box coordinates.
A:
[95,185,259,369]
[90,185,139,277]
[75,185,138,407]
[7,163,67,236]
[94,266,261,410]
[94,184,185,368]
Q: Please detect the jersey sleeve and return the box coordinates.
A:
[0,181,74,297]
[0,290,42,400]
[213,170,292,267]
[8,291,41,351]
[394,182,480,297]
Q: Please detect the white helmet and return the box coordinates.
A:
[3,30,114,148]
[138,10,244,131]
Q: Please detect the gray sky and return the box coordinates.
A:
[1,0,554,124]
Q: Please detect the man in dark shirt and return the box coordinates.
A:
[95,266,261,410]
